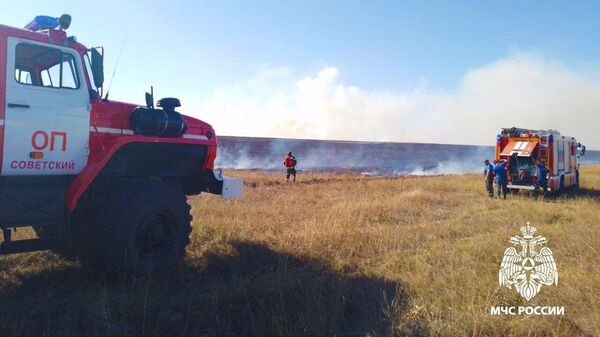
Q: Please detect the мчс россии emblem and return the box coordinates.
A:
[499,224,558,301]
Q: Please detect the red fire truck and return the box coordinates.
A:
[495,127,585,195]
[0,15,242,272]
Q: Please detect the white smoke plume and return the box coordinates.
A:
[192,51,600,149]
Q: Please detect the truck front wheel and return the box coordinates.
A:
[75,180,192,274]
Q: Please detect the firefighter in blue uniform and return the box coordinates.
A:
[483,159,494,198]
[535,160,550,198]
[493,159,508,199]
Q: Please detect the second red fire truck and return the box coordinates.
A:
[495,127,585,195]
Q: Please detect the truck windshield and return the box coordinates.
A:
[83,52,99,98]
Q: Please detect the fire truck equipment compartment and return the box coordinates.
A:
[500,139,538,157]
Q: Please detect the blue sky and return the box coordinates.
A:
[2,1,600,146]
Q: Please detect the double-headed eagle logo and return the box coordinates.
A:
[499,224,558,300]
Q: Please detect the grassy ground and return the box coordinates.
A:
[1,167,599,336]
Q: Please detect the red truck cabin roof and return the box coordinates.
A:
[0,24,88,54]
[0,23,94,111]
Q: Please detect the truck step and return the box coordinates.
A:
[0,237,69,255]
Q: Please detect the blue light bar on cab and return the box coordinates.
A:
[24,16,60,31]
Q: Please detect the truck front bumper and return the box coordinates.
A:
[198,169,243,199]
[507,183,549,191]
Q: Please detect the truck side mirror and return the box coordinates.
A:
[91,48,104,88]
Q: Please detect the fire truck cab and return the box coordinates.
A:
[496,127,585,195]
[0,15,242,272]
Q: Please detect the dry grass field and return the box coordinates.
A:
[1,167,599,337]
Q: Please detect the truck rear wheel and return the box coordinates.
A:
[75,180,192,274]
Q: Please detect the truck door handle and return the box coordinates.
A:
[7,103,30,108]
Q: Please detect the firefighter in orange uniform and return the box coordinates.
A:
[283,151,297,182]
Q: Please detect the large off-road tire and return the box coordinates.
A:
[74,180,192,274]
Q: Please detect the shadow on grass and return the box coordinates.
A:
[0,242,423,337]
[571,187,600,201]
[534,187,600,201]
[510,187,600,202]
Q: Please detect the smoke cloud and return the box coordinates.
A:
[192,52,600,149]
